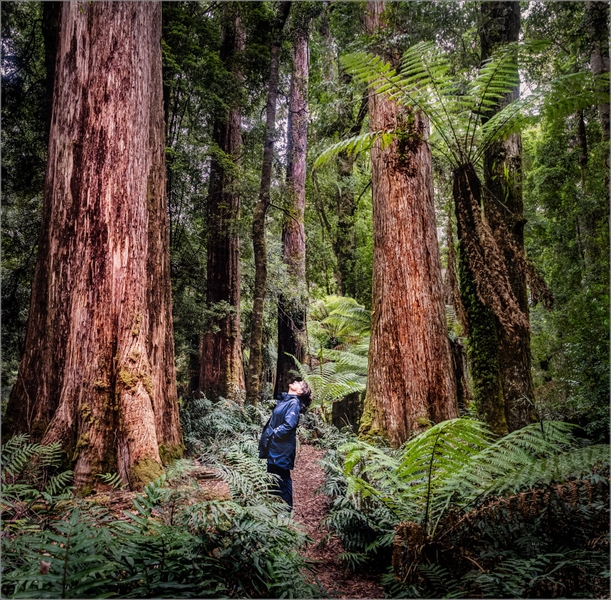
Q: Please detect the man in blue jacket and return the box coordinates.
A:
[258,380,311,508]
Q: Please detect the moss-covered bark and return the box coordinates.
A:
[457,238,508,435]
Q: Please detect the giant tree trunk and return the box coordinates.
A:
[246,1,291,405]
[480,1,533,430]
[200,6,245,402]
[3,1,182,490]
[275,23,308,397]
[359,0,458,446]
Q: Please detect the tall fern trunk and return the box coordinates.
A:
[480,1,534,430]
[246,1,291,405]
[200,5,245,402]
[359,0,458,446]
[3,2,182,490]
[453,164,508,435]
[275,24,308,398]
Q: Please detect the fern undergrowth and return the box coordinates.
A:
[316,417,609,598]
[1,400,324,599]
[3,398,608,599]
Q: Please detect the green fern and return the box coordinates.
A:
[96,472,126,490]
[292,359,366,422]
[317,41,609,170]
[341,419,606,539]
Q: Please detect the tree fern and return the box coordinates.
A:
[342,418,607,539]
[292,359,366,421]
[318,41,608,170]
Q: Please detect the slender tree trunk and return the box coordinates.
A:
[359,0,458,446]
[3,1,182,490]
[480,1,533,430]
[200,6,245,402]
[275,23,308,397]
[246,1,291,405]
[585,0,610,141]
[333,84,368,297]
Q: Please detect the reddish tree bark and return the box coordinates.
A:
[275,23,309,397]
[200,5,245,402]
[246,1,291,405]
[359,1,458,446]
[3,1,182,490]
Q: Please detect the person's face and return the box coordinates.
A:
[288,380,304,395]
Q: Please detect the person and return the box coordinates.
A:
[258,380,312,508]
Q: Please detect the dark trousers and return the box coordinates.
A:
[267,463,293,508]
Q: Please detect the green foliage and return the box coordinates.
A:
[524,114,610,442]
[317,418,609,597]
[1,2,48,409]
[96,472,126,491]
[2,403,323,599]
[287,296,370,421]
[317,40,608,170]
[342,419,608,538]
[1,434,73,523]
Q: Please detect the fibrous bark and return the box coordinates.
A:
[454,165,507,435]
[246,1,292,405]
[200,5,246,402]
[480,1,533,430]
[3,1,182,490]
[275,23,309,397]
[359,0,458,446]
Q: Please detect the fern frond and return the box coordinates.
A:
[38,441,64,468]
[490,443,610,495]
[1,435,41,479]
[314,130,383,169]
[43,470,74,496]
[97,472,126,490]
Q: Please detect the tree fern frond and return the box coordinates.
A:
[313,130,383,169]
[490,444,610,495]
[319,349,369,375]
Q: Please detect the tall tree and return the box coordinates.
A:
[332,84,368,298]
[480,1,533,431]
[585,1,610,141]
[200,4,246,401]
[275,16,309,397]
[359,0,458,446]
[3,2,182,490]
[246,1,292,405]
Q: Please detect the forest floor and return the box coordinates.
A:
[293,444,385,599]
[95,444,385,598]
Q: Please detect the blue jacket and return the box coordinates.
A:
[258,393,301,470]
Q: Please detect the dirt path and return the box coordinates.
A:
[293,444,385,599]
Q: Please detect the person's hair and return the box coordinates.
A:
[297,381,312,412]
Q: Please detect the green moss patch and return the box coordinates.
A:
[130,456,164,489]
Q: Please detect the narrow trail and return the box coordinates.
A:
[293,444,385,599]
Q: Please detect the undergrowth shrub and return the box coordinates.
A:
[317,418,610,598]
[1,400,323,599]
